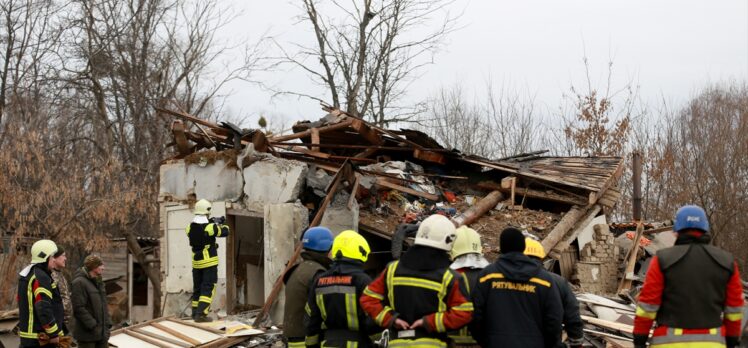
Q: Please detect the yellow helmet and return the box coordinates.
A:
[450,226,483,259]
[194,199,212,215]
[331,230,371,263]
[31,239,58,264]
[523,238,546,259]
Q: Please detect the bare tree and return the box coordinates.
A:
[273,0,458,126]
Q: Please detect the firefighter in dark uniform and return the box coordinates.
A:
[284,226,334,348]
[17,239,71,347]
[470,227,563,348]
[306,230,376,348]
[447,226,488,347]
[524,238,584,348]
[187,199,229,322]
[634,205,744,348]
[360,214,473,348]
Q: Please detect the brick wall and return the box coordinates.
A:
[573,223,619,295]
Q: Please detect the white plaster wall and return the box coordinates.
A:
[159,160,243,202]
[243,158,308,211]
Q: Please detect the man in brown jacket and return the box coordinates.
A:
[282,227,333,348]
[71,255,112,348]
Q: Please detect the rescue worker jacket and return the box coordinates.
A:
[447,267,482,346]
[283,250,331,341]
[360,246,473,345]
[186,219,229,269]
[17,263,66,346]
[548,272,583,346]
[305,259,376,348]
[633,234,744,347]
[470,252,563,348]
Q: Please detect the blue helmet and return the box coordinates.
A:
[302,226,334,252]
[674,205,709,233]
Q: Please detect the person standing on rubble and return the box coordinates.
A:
[360,214,473,348]
[470,227,563,348]
[633,205,744,348]
[283,226,334,348]
[306,230,377,348]
[50,247,73,335]
[187,199,230,322]
[447,226,489,348]
[71,255,112,348]
[17,239,72,348]
[524,238,584,348]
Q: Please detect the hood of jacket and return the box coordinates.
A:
[495,252,542,282]
[74,266,101,283]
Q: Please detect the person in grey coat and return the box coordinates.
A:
[71,255,112,348]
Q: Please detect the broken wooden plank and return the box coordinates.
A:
[413,148,447,165]
[171,120,191,156]
[617,222,644,295]
[310,127,320,152]
[151,322,202,346]
[133,327,192,348]
[163,318,225,335]
[270,120,354,142]
[351,119,384,145]
[376,178,440,201]
[348,175,361,209]
[477,181,586,206]
[451,191,504,227]
[581,315,633,333]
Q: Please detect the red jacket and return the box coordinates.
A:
[634,248,744,347]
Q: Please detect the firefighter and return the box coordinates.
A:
[524,238,584,348]
[360,214,473,348]
[306,230,376,348]
[17,239,72,347]
[284,226,334,348]
[447,226,488,347]
[633,205,744,348]
[187,199,229,322]
[470,227,562,348]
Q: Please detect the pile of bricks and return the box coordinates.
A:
[573,224,619,294]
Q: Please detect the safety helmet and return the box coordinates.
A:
[523,238,546,259]
[674,205,709,233]
[31,239,58,264]
[194,199,212,215]
[414,214,457,251]
[331,230,371,263]
[302,226,334,252]
[450,226,483,260]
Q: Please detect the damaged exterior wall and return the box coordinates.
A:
[159,152,323,324]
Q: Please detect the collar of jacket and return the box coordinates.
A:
[674,232,711,245]
[329,259,365,274]
[301,250,332,268]
[77,266,103,284]
[400,245,451,270]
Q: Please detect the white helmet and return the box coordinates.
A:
[194,199,212,215]
[415,214,457,251]
[31,239,58,264]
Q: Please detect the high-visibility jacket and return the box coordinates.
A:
[17,264,66,346]
[360,260,473,348]
[634,241,744,348]
[187,220,229,269]
[305,260,375,348]
[447,267,481,346]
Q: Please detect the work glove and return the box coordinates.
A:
[210,216,226,225]
[57,335,73,348]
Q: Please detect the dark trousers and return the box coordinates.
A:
[192,266,218,316]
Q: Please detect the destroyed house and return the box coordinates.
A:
[157,106,625,324]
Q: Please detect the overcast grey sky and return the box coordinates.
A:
[217,0,748,127]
